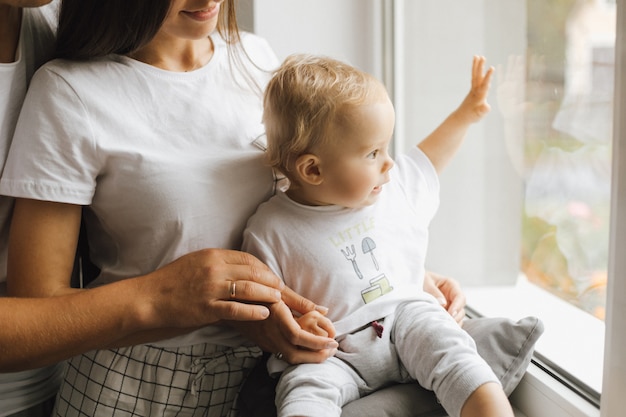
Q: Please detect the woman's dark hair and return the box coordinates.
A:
[55,0,240,60]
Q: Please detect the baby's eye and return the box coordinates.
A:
[367,150,379,159]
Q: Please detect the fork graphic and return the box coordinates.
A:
[341,244,363,279]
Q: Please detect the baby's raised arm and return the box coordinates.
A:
[417,56,494,173]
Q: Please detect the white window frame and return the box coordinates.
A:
[600,1,626,415]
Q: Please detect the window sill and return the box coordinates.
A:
[464,277,603,417]
[510,363,599,417]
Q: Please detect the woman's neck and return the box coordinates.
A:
[128,36,214,72]
[0,5,22,63]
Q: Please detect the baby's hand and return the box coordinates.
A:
[296,310,336,339]
[457,55,495,124]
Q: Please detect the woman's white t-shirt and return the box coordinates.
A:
[0,32,280,348]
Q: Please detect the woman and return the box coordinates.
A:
[1,0,337,415]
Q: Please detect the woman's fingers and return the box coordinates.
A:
[163,249,339,358]
[149,249,288,327]
[282,286,329,316]
[212,299,271,321]
[221,250,284,290]
[227,301,337,364]
[185,249,284,304]
[224,278,281,304]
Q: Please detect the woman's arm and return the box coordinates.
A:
[8,198,81,297]
[3,198,292,370]
[0,4,21,63]
[0,277,173,371]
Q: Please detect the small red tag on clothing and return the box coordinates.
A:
[371,320,384,338]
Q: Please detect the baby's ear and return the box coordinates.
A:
[294,154,323,185]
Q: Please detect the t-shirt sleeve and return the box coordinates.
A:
[0,64,99,205]
[241,214,285,282]
[0,60,26,173]
[393,146,441,221]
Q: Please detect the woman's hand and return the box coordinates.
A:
[231,301,338,365]
[230,286,338,365]
[143,249,287,327]
[6,199,297,358]
[423,270,466,324]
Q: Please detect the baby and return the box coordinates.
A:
[243,54,513,417]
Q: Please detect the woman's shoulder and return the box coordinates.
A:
[42,54,120,70]
[26,56,132,104]
[238,31,272,50]
[33,56,125,84]
[212,31,271,48]
[214,31,279,70]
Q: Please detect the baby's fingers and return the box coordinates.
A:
[317,315,336,338]
[472,55,494,89]
[296,312,336,338]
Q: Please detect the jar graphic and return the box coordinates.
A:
[361,274,393,304]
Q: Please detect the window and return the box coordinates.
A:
[518,0,614,322]
[392,0,624,414]
[252,0,626,414]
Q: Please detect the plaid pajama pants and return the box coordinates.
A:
[52,343,263,417]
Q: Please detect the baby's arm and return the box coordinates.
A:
[296,310,337,339]
[418,55,494,173]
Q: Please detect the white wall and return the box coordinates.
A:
[251,0,381,78]
[400,0,526,286]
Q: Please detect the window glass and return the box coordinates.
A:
[520,0,614,321]
[398,0,616,399]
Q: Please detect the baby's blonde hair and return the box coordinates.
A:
[263,54,384,179]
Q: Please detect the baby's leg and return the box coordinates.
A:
[460,381,514,417]
[275,358,360,417]
[392,298,513,417]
